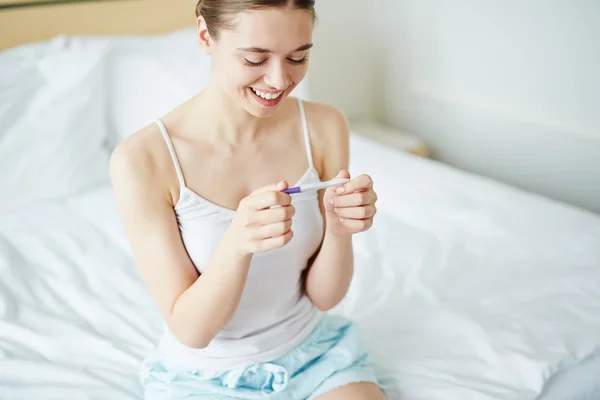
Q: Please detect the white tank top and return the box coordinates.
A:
[154,98,324,371]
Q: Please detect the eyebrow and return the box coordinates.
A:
[237,43,313,53]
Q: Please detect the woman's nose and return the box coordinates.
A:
[263,61,289,90]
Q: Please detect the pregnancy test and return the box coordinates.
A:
[282,178,350,194]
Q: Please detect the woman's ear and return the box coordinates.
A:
[196,16,214,54]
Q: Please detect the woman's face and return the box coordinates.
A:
[200,7,314,118]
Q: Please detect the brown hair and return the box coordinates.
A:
[195,0,316,39]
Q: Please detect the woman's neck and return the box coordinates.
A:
[193,80,271,145]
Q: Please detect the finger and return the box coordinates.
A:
[334,205,376,219]
[335,174,373,195]
[253,229,294,252]
[249,190,292,210]
[252,181,289,194]
[326,169,351,193]
[252,219,293,239]
[252,205,295,225]
[331,190,377,208]
[334,169,351,180]
[337,217,373,232]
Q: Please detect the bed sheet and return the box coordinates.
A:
[1,134,600,400]
[343,134,600,399]
[538,355,600,400]
[0,201,161,399]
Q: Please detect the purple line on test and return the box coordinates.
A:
[282,186,302,194]
[281,178,350,195]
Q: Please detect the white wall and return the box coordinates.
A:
[309,1,600,214]
[309,0,378,121]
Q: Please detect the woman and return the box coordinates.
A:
[110,1,386,399]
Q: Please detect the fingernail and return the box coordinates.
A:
[334,208,339,214]
[339,217,344,223]
[336,187,345,194]
[277,181,285,188]
[329,198,334,205]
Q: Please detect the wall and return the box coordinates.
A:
[308,1,600,214]
[309,0,378,121]
[371,0,600,213]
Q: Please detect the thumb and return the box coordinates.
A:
[252,180,289,194]
[334,169,351,180]
[324,169,351,207]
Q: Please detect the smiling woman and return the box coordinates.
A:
[108,0,388,399]
[194,0,316,118]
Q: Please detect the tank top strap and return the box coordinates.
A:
[296,98,314,170]
[155,119,186,189]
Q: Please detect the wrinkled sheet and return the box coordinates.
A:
[1,134,600,400]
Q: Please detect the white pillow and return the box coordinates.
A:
[0,36,111,212]
[105,28,211,148]
[104,28,311,148]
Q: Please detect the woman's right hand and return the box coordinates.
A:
[228,181,295,255]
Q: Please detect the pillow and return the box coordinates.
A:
[104,28,211,148]
[0,36,111,212]
[104,28,311,148]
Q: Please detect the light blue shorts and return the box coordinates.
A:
[140,314,383,399]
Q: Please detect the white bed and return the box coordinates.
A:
[2,28,600,400]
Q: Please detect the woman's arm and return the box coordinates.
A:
[110,135,294,349]
[303,106,378,311]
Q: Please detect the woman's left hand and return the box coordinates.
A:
[323,170,378,237]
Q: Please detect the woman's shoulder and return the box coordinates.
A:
[300,99,349,131]
[110,95,196,178]
[109,121,177,204]
[299,99,349,155]
[294,99,350,177]
[110,122,165,181]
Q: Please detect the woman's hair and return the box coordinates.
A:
[195,0,316,39]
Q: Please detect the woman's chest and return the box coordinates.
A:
[176,136,312,212]
[177,194,324,274]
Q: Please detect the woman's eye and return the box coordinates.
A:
[242,55,308,67]
[287,56,308,65]
[243,59,267,67]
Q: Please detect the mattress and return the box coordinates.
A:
[1,133,600,400]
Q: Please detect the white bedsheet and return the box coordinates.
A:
[1,134,600,400]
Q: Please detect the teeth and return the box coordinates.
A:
[251,88,282,100]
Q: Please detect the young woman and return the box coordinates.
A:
[110,1,386,399]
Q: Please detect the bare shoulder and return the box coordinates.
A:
[111,124,158,182]
[302,100,349,140]
[300,100,350,176]
[109,123,173,203]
